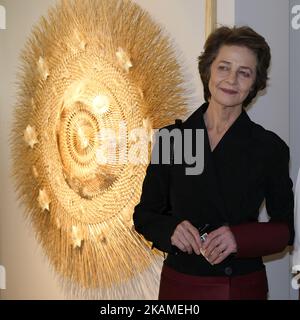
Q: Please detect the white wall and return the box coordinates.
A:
[134,0,206,114]
[217,0,235,28]
[235,0,293,300]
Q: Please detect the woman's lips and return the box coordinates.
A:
[220,88,238,95]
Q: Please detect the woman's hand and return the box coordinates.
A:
[201,226,237,264]
[171,220,202,255]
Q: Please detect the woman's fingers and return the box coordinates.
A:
[201,228,223,251]
[202,235,222,257]
[206,243,227,264]
[210,248,231,265]
[171,238,188,253]
[171,223,238,260]
[201,226,237,265]
[171,234,192,253]
[182,225,201,255]
[185,222,203,250]
[179,232,194,254]
[171,220,202,255]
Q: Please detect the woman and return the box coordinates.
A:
[133,26,294,300]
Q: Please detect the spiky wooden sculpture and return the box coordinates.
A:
[11,0,187,298]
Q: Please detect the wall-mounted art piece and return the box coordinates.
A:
[11,0,216,299]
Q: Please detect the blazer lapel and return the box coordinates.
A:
[203,129,231,222]
[184,103,254,224]
[184,103,230,222]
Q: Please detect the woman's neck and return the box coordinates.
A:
[204,101,242,134]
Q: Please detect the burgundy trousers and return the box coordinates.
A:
[158,264,268,300]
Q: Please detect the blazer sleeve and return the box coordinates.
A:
[133,130,183,253]
[231,135,294,258]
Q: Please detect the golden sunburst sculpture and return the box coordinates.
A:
[11,0,188,298]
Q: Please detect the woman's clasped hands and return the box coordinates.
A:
[171,220,237,265]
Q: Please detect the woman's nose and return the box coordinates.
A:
[226,71,238,84]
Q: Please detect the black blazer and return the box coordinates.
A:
[133,103,294,276]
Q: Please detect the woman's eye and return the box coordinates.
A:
[218,66,229,71]
[239,71,251,78]
[218,65,228,71]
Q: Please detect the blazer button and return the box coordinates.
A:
[224,266,233,276]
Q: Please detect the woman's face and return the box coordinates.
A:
[208,45,257,109]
